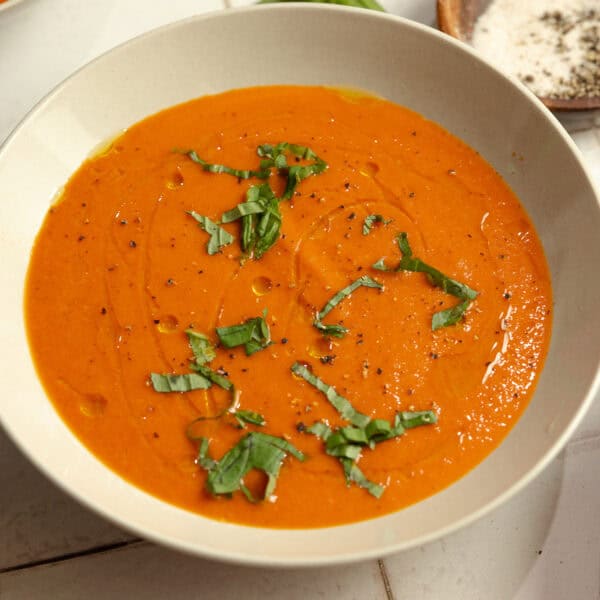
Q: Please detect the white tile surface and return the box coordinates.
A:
[0,432,134,571]
[0,0,225,142]
[383,435,600,600]
[1,1,600,598]
[0,542,387,599]
[514,437,600,600]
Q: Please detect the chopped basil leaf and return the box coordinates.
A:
[396,233,478,300]
[185,329,216,365]
[306,421,331,438]
[373,232,478,329]
[313,275,382,338]
[371,257,391,271]
[221,184,282,259]
[252,187,282,259]
[291,362,370,427]
[192,364,233,391]
[197,437,217,470]
[233,409,266,428]
[256,142,327,200]
[341,458,385,498]
[187,211,234,255]
[220,200,265,223]
[186,150,270,180]
[295,362,437,497]
[431,299,472,331]
[398,410,438,429]
[189,143,327,260]
[362,214,391,236]
[313,323,349,338]
[307,420,383,497]
[216,312,271,356]
[150,372,211,393]
[197,432,305,500]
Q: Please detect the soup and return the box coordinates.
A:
[25,86,552,528]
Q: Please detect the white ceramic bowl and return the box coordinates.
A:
[1,5,599,567]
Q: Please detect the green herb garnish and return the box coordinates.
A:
[185,329,216,365]
[196,432,305,501]
[291,362,370,427]
[395,233,477,300]
[186,150,270,180]
[216,311,272,356]
[151,330,232,393]
[373,232,478,330]
[187,143,327,260]
[313,275,382,338]
[187,211,234,255]
[431,299,472,331]
[233,409,266,428]
[221,183,282,259]
[150,372,212,393]
[293,362,436,496]
[362,214,391,236]
[191,364,233,391]
[257,142,327,200]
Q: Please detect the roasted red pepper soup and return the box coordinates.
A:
[25,86,552,528]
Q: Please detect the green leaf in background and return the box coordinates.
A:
[256,0,385,11]
[187,211,234,255]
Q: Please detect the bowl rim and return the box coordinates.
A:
[2,3,600,567]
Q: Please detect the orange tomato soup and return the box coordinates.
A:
[25,86,552,528]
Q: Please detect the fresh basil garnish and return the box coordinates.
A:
[373,232,478,330]
[221,184,282,259]
[151,330,233,393]
[216,311,272,356]
[187,143,327,260]
[186,150,270,180]
[150,372,212,393]
[185,329,216,365]
[187,211,234,255]
[196,432,305,501]
[362,214,391,236]
[257,142,327,200]
[293,362,437,497]
[233,409,266,428]
[313,275,382,338]
[291,362,370,427]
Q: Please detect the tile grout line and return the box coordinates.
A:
[0,539,144,576]
[378,559,396,600]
